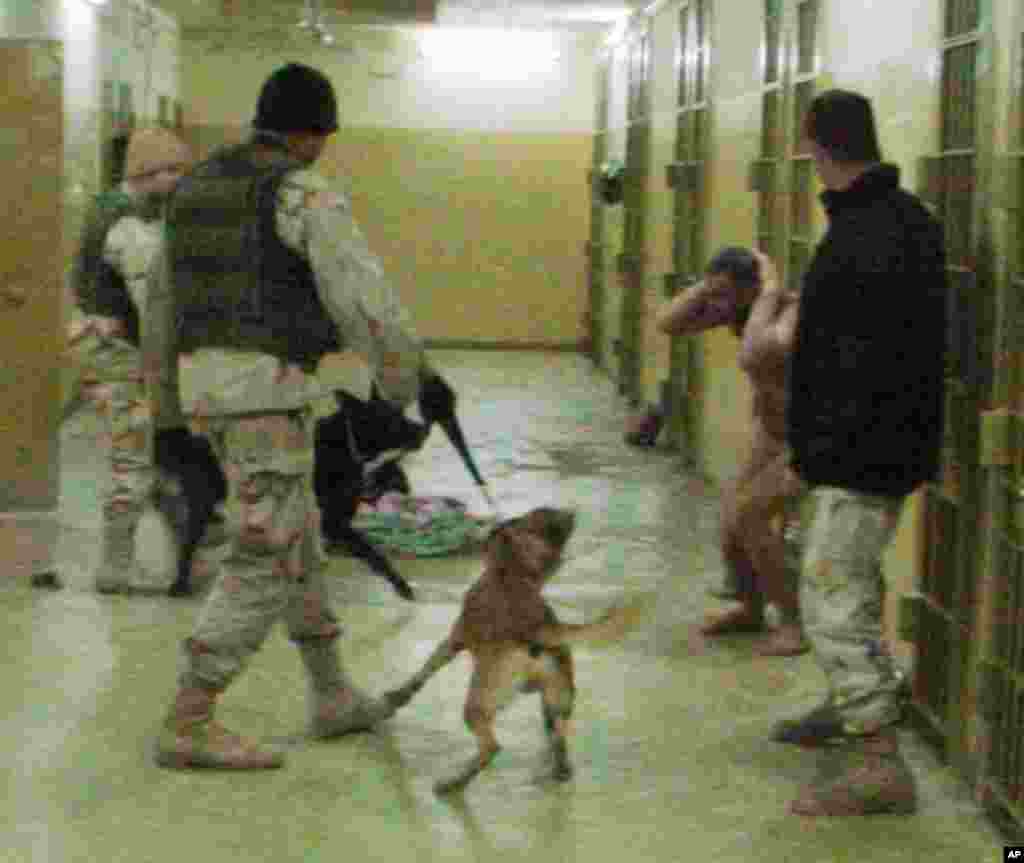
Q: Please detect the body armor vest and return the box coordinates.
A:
[72,190,141,345]
[165,142,339,370]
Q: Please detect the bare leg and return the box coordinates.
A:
[734,441,808,656]
[700,526,765,634]
[701,443,775,636]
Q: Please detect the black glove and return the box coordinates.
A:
[153,427,194,474]
[418,372,456,429]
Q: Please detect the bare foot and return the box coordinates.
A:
[753,624,810,657]
[699,606,765,636]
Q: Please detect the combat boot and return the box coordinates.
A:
[790,727,917,816]
[155,686,284,769]
[773,696,905,747]
[299,638,395,738]
[771,701,846,747]
[31,570,63,590]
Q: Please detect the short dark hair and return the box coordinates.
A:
[706,246,759,293]
[803,89,882,164]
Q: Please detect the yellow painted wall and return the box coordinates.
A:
[180,28,599,348]
[0,39,64,576]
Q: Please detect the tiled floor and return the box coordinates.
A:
[1,351,1004,862]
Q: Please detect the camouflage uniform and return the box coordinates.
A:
[68,190,164,592]
[799,488,906,733]
[146,132,423,769]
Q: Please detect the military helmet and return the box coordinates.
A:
[123,127,192,180]
[254,63,339,135]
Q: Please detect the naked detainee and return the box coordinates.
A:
[656,246,807,657]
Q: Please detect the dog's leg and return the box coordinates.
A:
[384,639,459,710]
[540,647,576,782]
[334,525,414,601]
[434,663,501,795]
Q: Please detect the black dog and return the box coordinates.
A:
[152,428,228,598]
[314,388,430,600]
[156,374,457,601]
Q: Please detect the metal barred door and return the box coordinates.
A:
[664,0,710,464]
[750,0,786,280]
[908,0,987,766]
[616,30,651,404]
[978,11,1024,834]
[586,60,611,370]
[786,0,820,292]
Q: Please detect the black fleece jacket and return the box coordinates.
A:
[787,163,948,498]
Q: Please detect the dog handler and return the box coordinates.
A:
[145,63,428,768]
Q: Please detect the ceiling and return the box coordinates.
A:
[149,0,639,33]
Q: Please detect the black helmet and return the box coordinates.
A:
[254,63,339,134]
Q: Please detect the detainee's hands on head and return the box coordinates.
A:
[753,250,781,294]
[704,274,740,324]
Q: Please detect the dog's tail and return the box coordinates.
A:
[534,594,651,648]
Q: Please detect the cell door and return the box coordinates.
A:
[586,60,611,369]
[750,0,786,275]
[909,0,988,767]
[748,0,820,292]
[978,11,1024,835]
[664,0,711,462]
[616,31,652,404]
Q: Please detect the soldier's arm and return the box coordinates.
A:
[141,245,186,430]
[275,170,426,407]
[656,277,739,336]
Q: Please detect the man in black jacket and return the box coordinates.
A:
[769,90,947,816]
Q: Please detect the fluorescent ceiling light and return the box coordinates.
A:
[418,27,561,80]
[557,5,632,25]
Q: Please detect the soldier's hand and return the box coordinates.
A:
[153,427,193,473]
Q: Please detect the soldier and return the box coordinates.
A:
[775,90,947,816]
[62,126,192,593]
[144,63,427,769]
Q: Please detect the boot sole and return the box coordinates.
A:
[791,793,917,816]
[154,749,284,770]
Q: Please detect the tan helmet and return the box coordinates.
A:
[123,127,192,180]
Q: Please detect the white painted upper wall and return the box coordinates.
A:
[2,0,180,192]
[181,25,603,135]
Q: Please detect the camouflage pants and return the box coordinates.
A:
[83,335,154,574]
[182,409,338,691]
[800,487,906,735]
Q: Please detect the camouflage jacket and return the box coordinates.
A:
[145,161,425,428]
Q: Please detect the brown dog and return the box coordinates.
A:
[384,506,640,794]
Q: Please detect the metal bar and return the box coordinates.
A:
[941,32,983,51]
